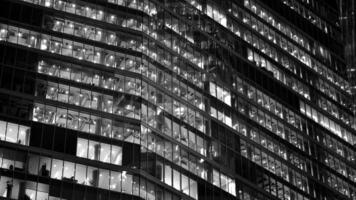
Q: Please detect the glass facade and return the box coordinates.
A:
[0,0,355,200]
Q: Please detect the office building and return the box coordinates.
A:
[0,0,355,200]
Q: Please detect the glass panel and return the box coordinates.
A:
[76,138,88,158]
[173,169,180,190]
[63,161,75,180]
[75,163,87,184]
[182,174,189,195]
[164,165,172,186]
[98,169,110,189]
[110,171,122,192]
[0,121,6,140]
[122,172,133,194]
[51,159,63,179]
[111,145,122,165]
[6,123,18,143]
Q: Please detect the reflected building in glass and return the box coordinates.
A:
[0,0,354,200]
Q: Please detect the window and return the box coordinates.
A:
[164,164,172,186]
[182,174,189,195]
[0,120,30,145]
[213,169,220,187]
[51,159,63,179]
[76,138,122,165]
[173,169,180,190]
[190,179,198,199]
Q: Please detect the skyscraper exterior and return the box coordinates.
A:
[340,0,356,112]
[0,0,355,200]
